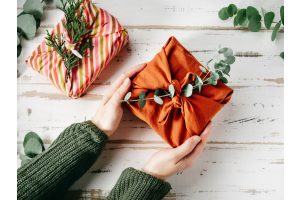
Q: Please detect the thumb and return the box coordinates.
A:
[172,136,201,161]
[108,78,131,106]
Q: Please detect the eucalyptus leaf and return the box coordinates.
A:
[206,77,213,85]
[218,47,228,54]
[217,71,223,78]
[237,9,249,27]
[218,7,229,20]
[223,65,231,75]
[233,16,238,27]
[212,80,218,85]
[18,11,40,29]
[225,55,235,64]
[168,84,175,98]
[271,20,281,41]
[182,84,193,97]
[247,6,259,19]
[194,73,203,92]
[154,88,161,96]
[200,66,207,74]
[20,154,31,161]
[214,62,226,70]
[227,4,237,17]
[17,14,36,40]
[23,131,45,150]
[24,138,43,158]
[21,159,31,166]
[17,44,22,57]
[280,6,284,25]
[224,48,233,57]
[210,71,219,81]
[139,91,146,108]
[207,59,213,65]
[213,54,220,63]
[23,0,43,19]
[17,34,20,46]
[261,7,267,17]
[154,95,163,105]
[124,92,131,101]
[264,12,275,30]
[248,15,261,32]
[280,52,284,59]
[220,77,228,84]
[53,0,67,7]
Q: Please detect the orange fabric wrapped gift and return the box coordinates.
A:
[123,37,233,147]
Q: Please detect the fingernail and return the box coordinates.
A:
[123,78,130,86]
[193,136,201,145]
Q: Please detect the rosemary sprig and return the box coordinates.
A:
[45,0,94,80]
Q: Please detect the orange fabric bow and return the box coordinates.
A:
[123,36,233,147]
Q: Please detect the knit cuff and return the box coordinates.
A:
[108,167,172,200]
[82,120,108,138]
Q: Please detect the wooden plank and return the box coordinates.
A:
[17,0,284,29]
[17,28,284,87]
[17,143,283,200]
[17,86,283,144]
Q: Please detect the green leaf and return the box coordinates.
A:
[214,62,226,70]
[17,14,36,40]
[224,48,233,57]
[20,154,32,162]
[223,65,231,75]
[271,20,281,41]
[194,73,203,92]
[237,9,249,27]
[124,92,131,101]
[233,16,238,27]
[200,66,207,74]
[212,80,218,85]
[154,88,161,96]
[23,132,44,150]
[139,91,146,108]
[261,7,267,17]
[24,138,43,158]
[168,84,175,98]
[217,71,223,78]
[53,0,67,7]
[248,15,262,32]
[210,71,219,81]
[23,0,43,19]
[218,47,228,54]
[264,12,275,30]
[17,44,22,57]
[227,4,237,17]
[182,84,193,97]
[18,11,40,29]
[218,7,229,20]
[17,34,20,46]
[154,95,163,105]
[280,52,284,59]
[206,77,213,85]
[213,54,220,63]
[207,59,213,65]
[280,6,284,26]
[247,6,259,19]
[225,55,235,64]
[220,77,228,84]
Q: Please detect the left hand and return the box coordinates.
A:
[92,63,147,137]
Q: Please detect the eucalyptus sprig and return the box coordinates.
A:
[121,45,236,109]
[45,0,94,80]
[218,4,284,59]
[19,132,45,166]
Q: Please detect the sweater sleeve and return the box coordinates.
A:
[17,120,108,200]
[107,167,172,200]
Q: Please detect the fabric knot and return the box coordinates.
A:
[171,79,181,95]
[172,95,182,108]
[62,32,83,59]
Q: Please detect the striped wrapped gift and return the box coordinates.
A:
[25,0,129,99]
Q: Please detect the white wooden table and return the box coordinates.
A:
[17,0,284,199]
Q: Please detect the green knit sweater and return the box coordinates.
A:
[17,121,171,200]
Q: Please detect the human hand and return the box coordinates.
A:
[92,63,147,137]
[142,121,212,181]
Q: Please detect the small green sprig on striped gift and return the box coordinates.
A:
[45,0,94,80]
[121,45,236,109]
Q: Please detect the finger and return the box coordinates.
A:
[101,63,147,105]
[172,135,202,161]
[108,77,131,107]
[182,121,212,164]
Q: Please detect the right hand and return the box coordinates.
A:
[142,121,212,181]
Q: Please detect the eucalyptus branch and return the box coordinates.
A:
[121,45,236,108]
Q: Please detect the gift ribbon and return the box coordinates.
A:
[62,32,83,59]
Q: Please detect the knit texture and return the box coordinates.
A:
[107,167,172,200]
[17,120,108,200]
